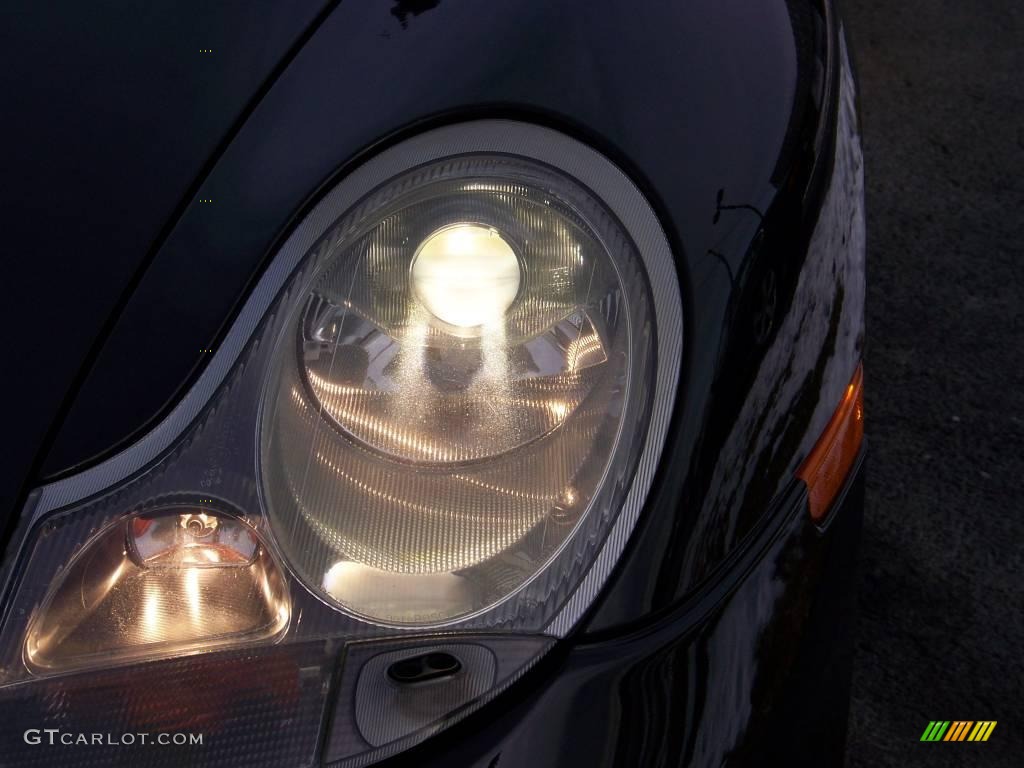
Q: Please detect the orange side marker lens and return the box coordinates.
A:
[797,363,864,521]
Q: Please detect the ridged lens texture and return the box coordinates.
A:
[261,156,653,625]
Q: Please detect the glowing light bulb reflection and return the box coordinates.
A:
[142,590,162,642]
[411,224,521,328]
[322,561,476,623]
[548,400,569,419]
[185,568,202,623]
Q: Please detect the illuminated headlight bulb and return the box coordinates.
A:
[411,224,521,328]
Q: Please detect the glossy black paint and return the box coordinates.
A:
[0,0,333,535]
[0,0,865,765]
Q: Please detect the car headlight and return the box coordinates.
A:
[264,153,654,626]
[0,122,681,766]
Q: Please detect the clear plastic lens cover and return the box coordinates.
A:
[261,156,655,625]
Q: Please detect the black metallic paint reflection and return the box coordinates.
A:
[0,0,336,543]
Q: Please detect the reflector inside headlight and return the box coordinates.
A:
[261,156,652,625]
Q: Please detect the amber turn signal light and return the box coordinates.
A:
[797,363,864,521]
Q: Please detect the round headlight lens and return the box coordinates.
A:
[261,154,656,625]
[410,223,522,330]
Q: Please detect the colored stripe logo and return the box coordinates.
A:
[920,721,996,742]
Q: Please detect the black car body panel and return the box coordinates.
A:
[0,1,865,765]
[0,0,334,532]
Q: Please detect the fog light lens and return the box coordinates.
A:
[24,508,289,672]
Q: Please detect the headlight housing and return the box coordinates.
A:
[263,154,654,626]
[0,122,681,766]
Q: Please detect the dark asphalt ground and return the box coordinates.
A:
[840,1,1023,766]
